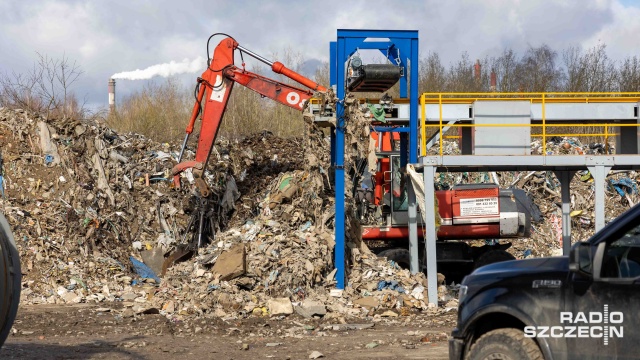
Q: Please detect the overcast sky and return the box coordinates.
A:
[1,0,639,111]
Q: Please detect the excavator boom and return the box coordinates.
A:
[167,35,329,251]
[172,36,326,188]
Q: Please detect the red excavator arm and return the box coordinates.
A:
[172,36,326,194]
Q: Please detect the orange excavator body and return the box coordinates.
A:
[172,36,326,190]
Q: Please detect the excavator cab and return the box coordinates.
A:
[378,155,408,217]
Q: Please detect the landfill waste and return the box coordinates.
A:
[0,104,447,322]
[130,256,161,284]
[0,104,635,322]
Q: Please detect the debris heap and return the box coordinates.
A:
[0,106,443,320]
[1,105,635,320]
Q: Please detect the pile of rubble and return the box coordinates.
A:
[2,104,635,321]
[0,106,447,322]
[0,108,190,303]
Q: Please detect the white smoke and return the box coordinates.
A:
[111,56,206,80]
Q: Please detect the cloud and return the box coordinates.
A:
[0,0,636,110]
[581,1,640,59]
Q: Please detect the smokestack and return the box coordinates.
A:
[474,59,481,82]
[490,70,496,91]
[108,78,116,113]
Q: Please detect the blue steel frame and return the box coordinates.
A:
[331,29,419,289]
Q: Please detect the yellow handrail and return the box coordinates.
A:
[422,91,640,96]
[420,93,426,157]
[419,92,640,156]
[439,93,443,156]
[531,133,617,137]
[422,123,635,127]
[542,93,546,154]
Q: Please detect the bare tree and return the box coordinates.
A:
[0,52,84,118]
[445,53,479,92]
[314,61,330,89]
[419,52,447,93]
[563,43,617,92]
[515,45,563,92]
[491,49,520,92]
[618,56,640,92]
[110,77,191,142]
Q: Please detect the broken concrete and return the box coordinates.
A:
[353,297,379,309]
[212,243,246,281]
[295,299,327,318]
[140,248,165,276]
[267,297,293,316]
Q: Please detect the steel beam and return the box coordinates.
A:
[335,36,346,289]
[423,165,438,306]
[554,171,576,255]
[408,175,419,274]
[424,102,638,122]
[588,165,612,232]
[426,119,459,150]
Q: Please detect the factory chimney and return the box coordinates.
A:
[474,60,481,82]
[108,78,116,113]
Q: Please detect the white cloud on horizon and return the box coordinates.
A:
[0,0,638,109]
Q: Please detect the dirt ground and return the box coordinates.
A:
[1,304,454,359]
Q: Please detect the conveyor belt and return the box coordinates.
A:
[348,64,402,92]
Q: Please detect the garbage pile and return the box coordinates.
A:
[0,107,191,304]
[3,103,634,321]
[0,106,447,321]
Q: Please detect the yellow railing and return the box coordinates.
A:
[420,92,640,156]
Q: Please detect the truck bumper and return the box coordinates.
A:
[448,338,464,360]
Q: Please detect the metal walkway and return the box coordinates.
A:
[411,92,640,305]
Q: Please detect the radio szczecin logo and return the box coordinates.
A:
[524,305,623,345]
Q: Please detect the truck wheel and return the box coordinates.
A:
[0,213,21,348]
[466,328,542,360]
[474,250,515,269]
[377,248,411,269]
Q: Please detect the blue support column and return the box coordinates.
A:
[330,42,337,168]
[332,29,419,290]
[400,133,408,168]
[335,36,346,290]
[409,37,419,163]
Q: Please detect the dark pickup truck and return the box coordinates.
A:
[0,213,21,348]
[450,203,640,360]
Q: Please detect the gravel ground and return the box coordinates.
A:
[1,304,454,359]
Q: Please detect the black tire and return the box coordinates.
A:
[474,250,516,269]
[0,213,21,348]
[466,328,543,360]
[377,248,411,269]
